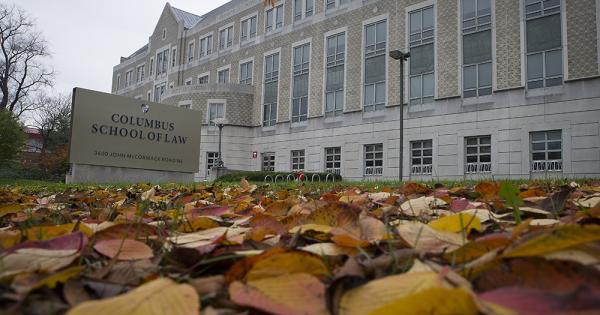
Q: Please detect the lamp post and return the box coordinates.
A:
[211,118,228,168]
[389,50,410,182]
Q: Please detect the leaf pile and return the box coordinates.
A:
[1,180,600,314]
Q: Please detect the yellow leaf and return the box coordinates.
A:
[369,287,479,315]
[0,248,79,279]
[229,273,328,315]
[178,216,221,232]
[340,272,442,315]
[246,251,330,281]
[26,223,93,241]
[396,221,464,253]
[428,213,482,234]
[0,230,21,249]
[33,266,85,290]
[289,224,334,234]
[503,225,600,258]
[67,278,199,315]
[0,204,22,217]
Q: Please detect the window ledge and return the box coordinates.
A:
[264,28,284,37]
[408,102,435,113]
[362,110,386,119]
[526,85,564,98]
[324,115,344,123]
[462,95,494,107]
[240,38,257,46]
[218,47,234,54]
[293,17,314,26]
[291,121,308,128]
[261,126,276,132]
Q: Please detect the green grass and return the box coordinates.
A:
[0,177,592,194]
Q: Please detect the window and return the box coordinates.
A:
[364,144,383,176]
[149,58,154,76]
[326,0,349,10]
[411,140,433,175]
[179,103,191,109]
[463,0,492,98]
[162,28,167,40]
[525,0,563,89]
[263,53,279,127]
[530,130,562,172]
[218,68,230,84]
[241,16,257,42]
[292,43,310,123]
[188,41,195,62]
[125,70,133,87]
[265,4,284,33]
[262,152,276,171]
[136,65,145,82]
[325,147,341,175]
[409,6,435,106]
[116,74,121,90]
[154,83,166,102]
[156,49,169,75]
[208,102,224,126]
[291,150,305,171]
[465,135,491,173]
[185,78,192,86]
[200,35,213,57]
[364,20,387,112]
[294,0,313,21]
[147,91,151,101]
[198,75,209,84]
[171,48,177,67]
[326,32,345,117]
[207,152,220,176]
[240,61,253,85]
[219,26,233,50]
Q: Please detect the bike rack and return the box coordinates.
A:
[325,173,336,183]
[274,174,284,182]
[311,174,321,182]
[264,175,274,183]
[286,174,295,182]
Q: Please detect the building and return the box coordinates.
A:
[112,0,600,181]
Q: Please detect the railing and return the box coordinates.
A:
[531,160,563,172]
[411,165,433,175]
[364,167,383,176]
[264,175,274,183]
[325,173,336,183]
[311,174,321,182]
[465,162,492,174]
[325,168,341,175]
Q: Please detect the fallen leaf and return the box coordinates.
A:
[66,278,199,315]
[400,196,447,216]
[245,251,330,281]
[300,243,359,256]
[396,221,464,253]
[428,213,482,234]
[0,248,79,279]
[229,273,328,315]
[503,224,600,258]
[339,272,442,315]
[369,287,479,315]
[94,239,154,261]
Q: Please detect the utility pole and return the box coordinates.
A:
[389,50,410,182]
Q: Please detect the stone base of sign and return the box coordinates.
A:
[66,163,194,184]
[208,166,233,181]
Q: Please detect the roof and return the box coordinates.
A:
[127,44,149,59]
[170,6,203,29]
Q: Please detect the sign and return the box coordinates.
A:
[69,88,202,173]
[252,151,258,159]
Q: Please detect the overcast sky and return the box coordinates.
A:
[6,0,230,95]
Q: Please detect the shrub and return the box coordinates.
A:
[215,171,342,182]
[0,110,25,166]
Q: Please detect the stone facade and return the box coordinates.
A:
[111,0,600,181]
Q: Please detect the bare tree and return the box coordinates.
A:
[0,4,53,117]
[32,93,71,154]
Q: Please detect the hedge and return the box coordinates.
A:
[215,171,342,182]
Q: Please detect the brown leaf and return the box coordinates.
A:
[94,239,154,261]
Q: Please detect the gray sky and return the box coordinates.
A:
[6,0,230,95]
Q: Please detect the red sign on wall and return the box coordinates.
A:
[252,151,258,159]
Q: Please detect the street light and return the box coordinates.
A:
[211,117,228,168]
[389,50,410,182]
